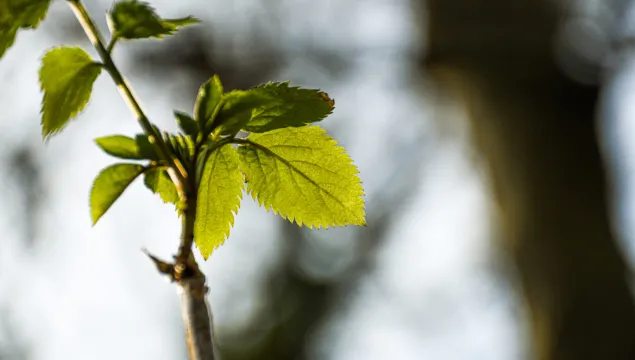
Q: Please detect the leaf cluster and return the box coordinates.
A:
[93,75,364,258]
[1,0,366,260]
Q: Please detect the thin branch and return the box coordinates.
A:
[67,1,215,358]
[176,200,216,360]
[66,0,189,199]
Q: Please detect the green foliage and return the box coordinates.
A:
[194,75,223,131]
[108,0,198,40]
[90,163,145,225]
[95,134,158,160]
[195,144,243,259]
[144,168,179,206]
[174,111,199,137]
[0,0,51,58]
[39,46,102,138]
[242,82,335,133]
[4,0,364,259]
[237,126,365,228]
[165,133,195,164]
[134,134,160,160]
[214,90,269,136]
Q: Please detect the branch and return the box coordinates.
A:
[144,197,216,359]
[66,0,189,199]
[68,1,216,358]
[177,200,216,360]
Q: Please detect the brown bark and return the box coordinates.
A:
[422,1,635,359]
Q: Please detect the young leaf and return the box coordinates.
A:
[214,90,269,136]
[39,47,102,138]
[134,134,160,160]
[0,0,51,58]
[12,0,51,28]
[242,82,335,133]
[0,27,18,59]
[95,135,146,159]
[194,75,223,130]
[174,111,199,136]
[195,144,244,259]
[90,163,145,225]
[237,126,365,228]
[108,0,199,40]
[144,168,179,205]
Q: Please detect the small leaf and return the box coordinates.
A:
[144,168,179,205]
[195,144,244,259]
[174,111,199,136]
[13,0,51,28]
[0,26,18,59]
[108,0,199,40]
[95,135,145,159]
[237,126,365,228]
[214,90,269,136]
[194,75,223,130]
[90,163,145,225]
[242,82,335,133]
[0,0,51,59]
[134,134,160,160]
[39,46,102,138]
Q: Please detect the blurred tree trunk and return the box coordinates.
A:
[422,1,635,359]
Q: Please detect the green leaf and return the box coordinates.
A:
[108,0,199,40]
[12,0,50,28]
[242,82,335,133]
[174,111,199,136]
[90,163,145,225]
[0,0,51,58]
[144,168,179,205]
[95,135,145,159]
[134,134,160,160]
[237,126,365,228]
[214,90,269,136]
[195,144,244,259]
[0,26,18,59]
[39,47,102,138]
[194,75,223,130]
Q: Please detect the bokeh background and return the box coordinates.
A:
[1,0,635,359]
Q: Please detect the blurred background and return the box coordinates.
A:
[1,0,635,359]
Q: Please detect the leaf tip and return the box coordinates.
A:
[318,91,335,109]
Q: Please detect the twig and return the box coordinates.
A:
[66,0,189,199]
[67,1,215,358]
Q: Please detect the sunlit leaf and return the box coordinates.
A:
[238,126,365,228]
[144,167,179,206]
[39,46,102,138]
[95,135,144,159]
[194,75,223,131]
[108,0,198,40]
[214,90,269,136]
[90,163,145,225]
[195,144,243,259]
[242,82,335,133]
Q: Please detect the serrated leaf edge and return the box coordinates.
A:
[238,131,365,229]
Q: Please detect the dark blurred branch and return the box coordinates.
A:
[8,146,44,249]
[423,0,635,358]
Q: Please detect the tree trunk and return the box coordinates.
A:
[422,1,635,359]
